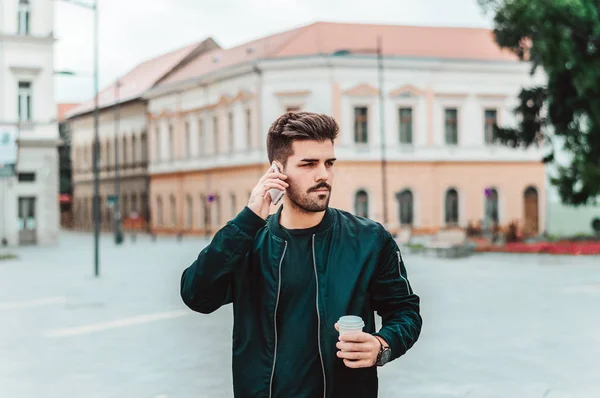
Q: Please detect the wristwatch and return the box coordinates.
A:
[375,338,391,367]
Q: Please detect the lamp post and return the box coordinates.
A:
[113,79,123,244]
[333,37,388,227]
[55,0,100,276]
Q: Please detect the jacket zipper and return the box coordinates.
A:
[312,234,327,398]
[269,240,288,398]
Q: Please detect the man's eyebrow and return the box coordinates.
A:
[299,158,337,162]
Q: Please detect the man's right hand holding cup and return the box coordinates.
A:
[248,161,288,220]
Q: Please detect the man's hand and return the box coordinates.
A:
[334,322,383,368]
[248,161,288,220]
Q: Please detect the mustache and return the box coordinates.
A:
[308,182,331,193]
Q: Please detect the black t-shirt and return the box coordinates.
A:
[272,223,324,398]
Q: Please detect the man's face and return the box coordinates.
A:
[282,140,336,213]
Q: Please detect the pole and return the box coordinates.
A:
[377,36,389,227]
[92,1,100,276]
[113,79,123,244]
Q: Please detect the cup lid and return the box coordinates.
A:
[338,315,365,328]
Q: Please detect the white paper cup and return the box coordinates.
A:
[337,315,365,335]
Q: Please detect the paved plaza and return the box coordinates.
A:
[1,231,599,398]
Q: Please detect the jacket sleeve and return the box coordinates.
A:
[180,206,266,314]
[371,229,422,361]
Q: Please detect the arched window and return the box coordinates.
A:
[122,136,128,166]
[186,195,193,229]
[485,188,499,224]
[170,195,177,227]
[156,196,163,226]
[398,189,414,225]
[355,190,369,218]
[445,188,459,225]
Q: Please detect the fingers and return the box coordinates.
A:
[336,341,370,352]
[339,332,369,343]
[264,181,288,192]
[343,359,373,369]
[336,350,369,360]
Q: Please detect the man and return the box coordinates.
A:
[181,112,422,398]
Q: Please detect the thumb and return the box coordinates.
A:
[334,322,339,332]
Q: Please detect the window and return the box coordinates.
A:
[17,0,30,35]
[355,190,369,218]
[485,188,499,224]
[156,196,163,226]
[122,194,129,217]
[140,192,148,218]
[122,136,128,166]
[140,132,147,163]
[170,195,177,227]
[18,81,32,121]
[245,109,252,150]
[106,140,112,168]
[399,108,413,144]
[444,109,458,145]
[231,193,237,218]
[131,135,137,165]
[228,112,234,153]
[168,124,174,159]
[198,118,205,155]
[398,190,413,225]
[154,127,160,162]
[215,194,221,226]
[213,116,219,154]
[354,107,368,143]
[186,195,193,229]
[185,122,192,158]
[484,109,497,144]
[18,172,35,182]
[445,188,459,225]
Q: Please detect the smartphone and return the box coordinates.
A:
[269,162,285,206]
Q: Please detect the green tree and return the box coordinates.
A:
[480,0,600,206]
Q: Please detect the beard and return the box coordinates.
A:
[286,179,331,213]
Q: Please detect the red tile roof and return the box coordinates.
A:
[66,38,219,119]
[57,103,79,122]
[159,22,517,87]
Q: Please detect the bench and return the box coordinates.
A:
[425,229,472,258]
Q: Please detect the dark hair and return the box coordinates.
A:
[266,112,339,164]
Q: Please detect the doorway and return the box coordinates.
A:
[18,196,37,245]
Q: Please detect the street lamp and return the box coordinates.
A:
[333,37,389,227]
[55,0,100,277]
[113,79,123,244]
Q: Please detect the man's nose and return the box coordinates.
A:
[315,163,328,182]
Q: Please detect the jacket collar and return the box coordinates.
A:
[268,205,336,239]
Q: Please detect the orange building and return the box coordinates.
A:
[140,22,546,237]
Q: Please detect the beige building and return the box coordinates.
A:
[144,22,547,238]
[67,39,218,231]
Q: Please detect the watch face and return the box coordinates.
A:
[380,348,391,365]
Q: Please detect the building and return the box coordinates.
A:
[143,22,547,237]
[57,103,78,228]
[0,0,60,246]
[66,38,219,231]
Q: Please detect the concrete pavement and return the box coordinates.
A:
[1,232,599,398]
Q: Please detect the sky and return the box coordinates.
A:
[53,0,494,103]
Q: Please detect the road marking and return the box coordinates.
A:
[0,296,66,311]
[45,309,191,338]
